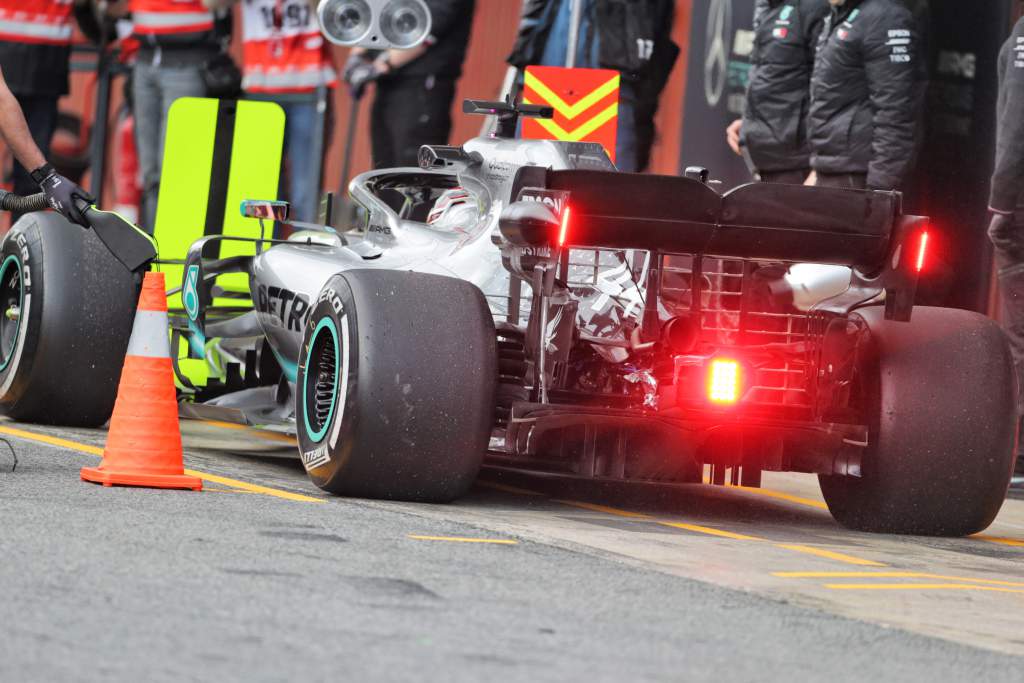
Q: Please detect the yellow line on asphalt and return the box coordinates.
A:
[723,484,830,510]
[774,544,886,566]
[774,571,1024,587]
[553,499,654,519]
[719,485,1024,552]
[553,497,883,563]
[973,535,1024,547]
[825,583,1024,594]
[657,521,764,541]
[183,470,323,503]
[0,425,104,456]
[0,424,323,504]
[478,480,545,496]
[408,535,518,545]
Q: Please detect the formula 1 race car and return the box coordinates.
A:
[0,99,1016,537]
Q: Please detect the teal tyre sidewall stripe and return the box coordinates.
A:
[302,315,340,443]
[0,254,23,373]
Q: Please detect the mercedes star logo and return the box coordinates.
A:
[704,0,732,107]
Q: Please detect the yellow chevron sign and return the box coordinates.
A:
[521,66,620,161]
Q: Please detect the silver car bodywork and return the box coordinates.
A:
[186,137,615,423]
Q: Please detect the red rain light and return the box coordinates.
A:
[915,230,929,273]
[558,205,571,247]
[708,359,741,404]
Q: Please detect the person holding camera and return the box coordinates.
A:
[342,0,476,169]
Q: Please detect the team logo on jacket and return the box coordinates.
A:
[773,27,789,39]
[837,28,850,41]
[779,6,794,21]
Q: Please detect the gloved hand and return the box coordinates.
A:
[342,51,370,82]
[344,58,380,100]
[31,163,94,228]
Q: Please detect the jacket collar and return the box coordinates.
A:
[832,0,866,23]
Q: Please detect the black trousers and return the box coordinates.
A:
[981,211,1024,473]
[370,76,456,169]
[10,94,58,197]
[758,169,810,185]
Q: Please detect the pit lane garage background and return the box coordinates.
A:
[682,0,1019,314]
[19,0,1024,316]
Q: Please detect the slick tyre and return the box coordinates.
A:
[819,307,1017,536]
[296,270,497,502]
[0,212,138,426]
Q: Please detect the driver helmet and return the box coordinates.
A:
[427,187,477,233]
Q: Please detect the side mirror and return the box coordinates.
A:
[241,200,290,221]
[499,201,560,247]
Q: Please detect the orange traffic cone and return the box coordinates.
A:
[81,271,202,491]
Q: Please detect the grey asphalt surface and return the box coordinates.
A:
[1,432,1023,682]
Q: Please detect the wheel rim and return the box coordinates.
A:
[0,255,24,373]
[302,316,341,443]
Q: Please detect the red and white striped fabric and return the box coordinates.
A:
[0,0,74,46]
[129,0,214,36]
[241,0,337,94]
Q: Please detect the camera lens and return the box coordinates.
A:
[317,0,372,45]
[379,0,432,49]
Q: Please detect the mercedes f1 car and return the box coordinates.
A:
[0,99,1016,536]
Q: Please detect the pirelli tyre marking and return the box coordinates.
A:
[0,236,30,395]
[300,287,350,472]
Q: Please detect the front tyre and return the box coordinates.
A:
[296,269,497,502]
[819,306,1017,536]
[0,212,138,426]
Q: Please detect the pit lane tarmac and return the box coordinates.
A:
[1,417,1023,680]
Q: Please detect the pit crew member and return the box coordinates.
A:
[238,0,337,223]
[0,0,94,222]
[805,0,925,190]
[987,16,1024,489]
[109,0,234,231]
[343,0,476,168]
[0,66,92,226]
[727,0,830,184]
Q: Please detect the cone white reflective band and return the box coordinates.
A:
[242,66,337,90]
[126,310,172,358]
[0,19,72,42]
[133,10,213,31]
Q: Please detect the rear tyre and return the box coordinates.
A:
[819,306,1017,536]
[296,269,497,502]
[0,212,138,426]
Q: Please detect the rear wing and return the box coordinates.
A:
[520,169,904,270]
[501,168,929,321]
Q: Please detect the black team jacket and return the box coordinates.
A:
[741,0,830,174]
[990,17,1024,215]
[808,0,926,190]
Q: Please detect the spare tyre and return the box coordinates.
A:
[0,211,139,426]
